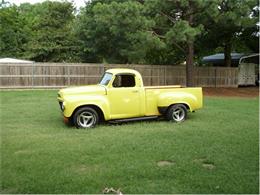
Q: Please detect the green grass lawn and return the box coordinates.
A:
[0,90,259,194]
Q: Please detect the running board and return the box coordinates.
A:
[109,116,159,123]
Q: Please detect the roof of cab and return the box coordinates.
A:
[106,68,140,75]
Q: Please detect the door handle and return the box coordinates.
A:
[132,90,138,93]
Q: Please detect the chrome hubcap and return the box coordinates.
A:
[172,108,185,121]
[77,111,96,128]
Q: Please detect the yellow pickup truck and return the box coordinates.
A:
[57,68,203,128]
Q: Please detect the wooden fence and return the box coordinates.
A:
[0,63,238,88]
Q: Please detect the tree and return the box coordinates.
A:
[0,5,29,58]
[199,0,258,66]
[0,1,80,62]
[24,1,79,62]
[1,0,258,67]
[144,0,219,86]
[76,1,163,64]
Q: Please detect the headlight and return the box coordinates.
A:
[59,101,65,111]
[61,102,65,111]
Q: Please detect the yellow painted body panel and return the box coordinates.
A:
[144,87,202,115]
[58,85,110,119]
[57,68,203,120]
[107,87,141,119]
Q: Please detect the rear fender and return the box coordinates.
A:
[157,92,198,112]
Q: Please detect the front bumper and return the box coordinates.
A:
[63,116,69,124]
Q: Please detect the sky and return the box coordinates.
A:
[8,0,89,9]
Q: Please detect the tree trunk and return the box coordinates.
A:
[224,38,232,67]
[186,1,194,87]
[186,41,194,87]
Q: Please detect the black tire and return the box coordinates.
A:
[166,104,187,122]
[73,107,99,128]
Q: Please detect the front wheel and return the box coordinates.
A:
[73,107,99,128]
[166,104,187,122]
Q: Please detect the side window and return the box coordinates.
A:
[112,74,135,87]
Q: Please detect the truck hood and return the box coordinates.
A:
[58,85,106,98]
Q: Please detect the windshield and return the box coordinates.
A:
[99,72,113,86]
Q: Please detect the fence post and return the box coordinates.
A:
[67,65,70,86]
[150,67,153,86]
[215,67,217,88]
[103,64,106,74]
[164,66,166,85]
[31,63,34,89]
[157,67,159,85]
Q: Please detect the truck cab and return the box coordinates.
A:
[101,69,145,119]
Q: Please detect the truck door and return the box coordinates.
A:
[107,73,141,119]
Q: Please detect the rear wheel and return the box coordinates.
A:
[73,107,99,128]
[166,104,187,122]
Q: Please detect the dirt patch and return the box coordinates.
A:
[0,188,17,194]
[14,150,32,155]
[193,158,216,170]
[157,160,175,167]
[202,163,216,170]
[71,164,99,174]
[203,87,259,98]
[193,158,207,163]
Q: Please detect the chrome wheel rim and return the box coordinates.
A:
[172,107,185,122]
[77,111,96,128]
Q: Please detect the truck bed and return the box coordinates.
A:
[144,86,203,116]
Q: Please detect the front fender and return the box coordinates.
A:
[63,95,110,120]
[157,92,198,112]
